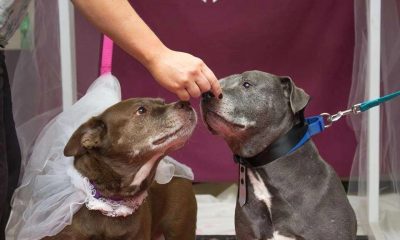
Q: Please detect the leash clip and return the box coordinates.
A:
[321,103,361,128]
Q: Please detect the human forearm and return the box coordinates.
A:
[72,0,165,67]
[72,0,222,100]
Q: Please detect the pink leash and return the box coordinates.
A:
[100,35,114,75]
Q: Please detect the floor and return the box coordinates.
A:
[194,183,374,239]
[196,236,368,240]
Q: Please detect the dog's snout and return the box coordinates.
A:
[175,101,191,110]
[201,91,215,101]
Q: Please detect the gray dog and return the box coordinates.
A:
[201,70,357,240]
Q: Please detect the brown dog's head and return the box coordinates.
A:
[64,98,197,197]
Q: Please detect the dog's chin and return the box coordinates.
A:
[203,111,246,137]
[151,115,197,153]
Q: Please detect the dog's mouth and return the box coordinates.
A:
[205,111,246,130]
[152,125,185,145]
[151,110,197,152]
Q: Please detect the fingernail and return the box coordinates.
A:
[218,94,223,99]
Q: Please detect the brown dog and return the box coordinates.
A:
[44,98,197,240]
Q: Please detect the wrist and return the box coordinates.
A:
[140,43,170,71]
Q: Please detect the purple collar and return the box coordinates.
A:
[90,181,126,201]
[86,180,148,217]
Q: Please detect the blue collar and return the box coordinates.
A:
[233,115,325,168]
[288,115,325,153]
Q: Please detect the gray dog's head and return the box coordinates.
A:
[201,70,309,157]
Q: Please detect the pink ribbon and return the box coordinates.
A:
[100,35,114,75]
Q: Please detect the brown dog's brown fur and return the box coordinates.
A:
[44,178,196,240]
[44,98,197,240]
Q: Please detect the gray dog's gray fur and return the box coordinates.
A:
[201,70,357,240]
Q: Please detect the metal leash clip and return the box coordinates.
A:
[320,103,362,128]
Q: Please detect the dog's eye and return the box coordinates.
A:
[243,81,252,89]
[136,106,147,115]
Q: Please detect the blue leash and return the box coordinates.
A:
[289,90,400,153]
[359,90,400,112]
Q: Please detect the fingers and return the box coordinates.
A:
[195,75,211,93]
[162,53,221,101]
[186,82,202,98]
[201,64,222,98]
[182,65,213,99]
[176,89,190,101]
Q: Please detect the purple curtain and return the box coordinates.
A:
[77,0,356,182]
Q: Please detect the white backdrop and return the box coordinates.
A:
[348,0,400,239]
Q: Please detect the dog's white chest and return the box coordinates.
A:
[247,169,272,211]
[247,171,297,240]
[268,231,296,240]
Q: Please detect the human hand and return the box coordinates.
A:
[146,48,222,101]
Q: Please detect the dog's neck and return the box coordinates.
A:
[232,112,300,158]
[74,153,162,199]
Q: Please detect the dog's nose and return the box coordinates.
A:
[175,101,191,110]
[201,91,215,100]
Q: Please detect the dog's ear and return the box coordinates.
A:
[280,76,310,114]
[64,117,106,157]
